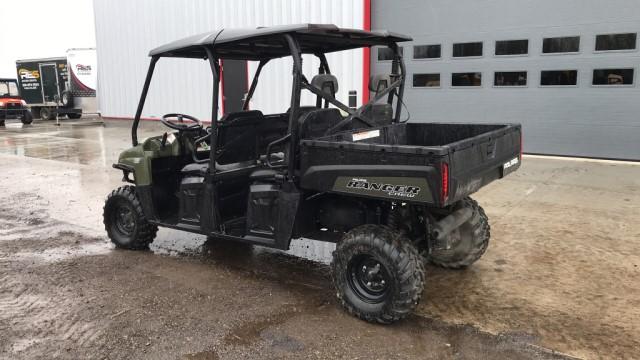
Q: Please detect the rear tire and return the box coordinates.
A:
[103,186,157,250]
[21,110,33,124]
[428,197,490,269]
[331,225,425,324]
[39,107,53,120]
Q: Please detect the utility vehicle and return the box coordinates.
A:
[104,24,522,324]
[0,78,33,126]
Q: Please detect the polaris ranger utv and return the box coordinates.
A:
[0,78,33,126]
[104,24,521,324]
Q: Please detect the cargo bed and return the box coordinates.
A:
[299,122,522,206]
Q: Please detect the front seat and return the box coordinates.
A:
[311,73,338,108]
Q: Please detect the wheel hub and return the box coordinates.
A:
[348,255,390,303]
[115,206,135,235]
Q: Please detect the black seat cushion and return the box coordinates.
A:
[217,110,264,165]
[298,108,343,139]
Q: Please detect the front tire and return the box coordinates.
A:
[103,186,157,250]
[428,197,490,269]
[331,225,425,324]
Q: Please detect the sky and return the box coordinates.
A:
[0,0,95,78]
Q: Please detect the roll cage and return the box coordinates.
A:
[131,24,410,179]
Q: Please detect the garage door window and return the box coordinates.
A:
[494,72,527,86]
[542,36,580,54]
[413,44,441,59]
[595,33,637,51]
[495,40,528,56]
[378,47,403,61]
[540,70,578,86]
[452,42,483,57]
[592,69,634,86]
[452,72,482,87]
[413,73,440,87]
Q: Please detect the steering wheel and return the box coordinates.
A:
[161,113,203,131]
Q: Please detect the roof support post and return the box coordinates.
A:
[242,59,269,110]
[132,56,158,146]
[388,43,406,123]
[283,34,302,180]
[204,47,220,173]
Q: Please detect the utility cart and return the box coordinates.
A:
[104,24,522,323]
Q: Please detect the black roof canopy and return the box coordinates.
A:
[149,23,411,60]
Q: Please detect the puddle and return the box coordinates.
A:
[13,242,111,263]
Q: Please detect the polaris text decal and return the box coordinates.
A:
[346,178,420,198]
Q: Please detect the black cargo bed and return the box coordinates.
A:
[299,122,521,206]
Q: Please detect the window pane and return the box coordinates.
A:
[593,68,634,85]
[8,82,19,96]
[413,73,440,87]
[452,42,483,57]
[452,72,482,86]
[542,36,580,53]
[540,70,578,86]
[377,46,403,61]
[413,44,441,59]
[495,39,528,55]
[595,33,637,51]
[494,72,527,86]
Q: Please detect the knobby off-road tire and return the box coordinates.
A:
[428,197,490,269]
[103,186,158,250]
[331,225,425,324]
[21,111,34,124]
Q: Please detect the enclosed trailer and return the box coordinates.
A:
[16,48,98,120]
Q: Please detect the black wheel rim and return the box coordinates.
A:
[112,202,136,236]
[347,254,390,303]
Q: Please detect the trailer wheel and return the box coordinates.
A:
[21,110,33,125]
[331,225,425,324]
[104,186,158,250]
[39,107,54,120]
[428,197,490,269]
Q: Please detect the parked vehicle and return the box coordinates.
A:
[16,48,97,120]
[0,78,33,126]
[104,24,522,323]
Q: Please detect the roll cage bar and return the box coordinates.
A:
[131,34,406,178]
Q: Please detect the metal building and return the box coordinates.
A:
[92,0,366,121]
[371,0,640,160]
[93,0,640,160]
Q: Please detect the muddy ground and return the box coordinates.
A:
[0,120,639,359]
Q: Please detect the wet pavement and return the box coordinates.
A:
[1,118,639,359]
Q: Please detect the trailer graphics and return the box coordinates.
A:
[15,48,97,120]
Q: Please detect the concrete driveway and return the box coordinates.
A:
[0,119,638,359]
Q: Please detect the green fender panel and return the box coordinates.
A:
[116,135,181,186]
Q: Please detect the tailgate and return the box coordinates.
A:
[446,124,521,203]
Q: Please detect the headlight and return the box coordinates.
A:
[20,100,27,106]
[0,101,4,107]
